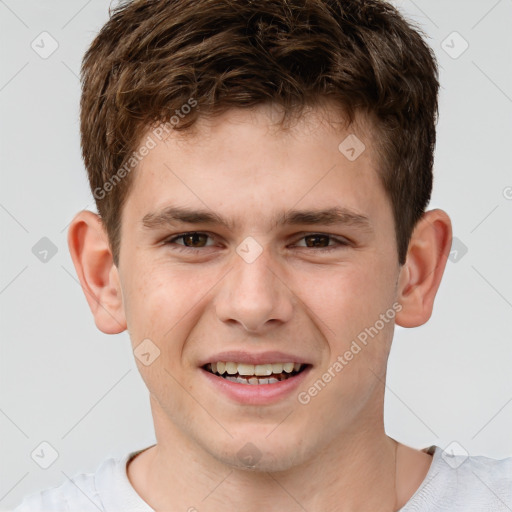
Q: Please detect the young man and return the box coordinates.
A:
[15,0,512,510]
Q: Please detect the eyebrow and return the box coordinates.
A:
[141,206,373,233]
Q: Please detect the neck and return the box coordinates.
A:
[127,404,416,511]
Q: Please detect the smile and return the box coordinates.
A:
[203,361,306,385]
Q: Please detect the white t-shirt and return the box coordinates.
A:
[13,445,512,511]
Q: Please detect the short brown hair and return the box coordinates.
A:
[80,0,439,265]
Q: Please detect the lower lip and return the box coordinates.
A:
[200,366,312,405]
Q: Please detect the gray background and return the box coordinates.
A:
[1,0,511,509]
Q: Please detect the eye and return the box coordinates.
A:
[293,233,350,251]
[162,232,351,254]
[165,232,216,249]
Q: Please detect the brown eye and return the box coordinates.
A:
[303,234,331,248]
[165,232,215,250]
[181,233,209,247]
[293,233,350,252]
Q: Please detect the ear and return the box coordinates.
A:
[67,210,127,334]
[395,209,452,328]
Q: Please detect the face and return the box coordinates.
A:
[116,105,402,471]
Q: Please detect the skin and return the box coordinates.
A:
[68,104,452,511]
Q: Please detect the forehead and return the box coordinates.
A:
[122,105,390,232]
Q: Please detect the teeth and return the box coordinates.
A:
[221,375,292,385]
[254,364,273,376]
[283,362,294,373]
[207,361,304,377]
[272,363,283,374]
[225,362,238,375]
[237,363,255,376]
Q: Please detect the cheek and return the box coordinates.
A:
[299,255,397,349]
[122,259,226,366]
[121,264,204,398]
[122,261,194,345]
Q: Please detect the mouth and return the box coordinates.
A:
[202,361,309,385]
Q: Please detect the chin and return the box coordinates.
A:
[210,438,310,473]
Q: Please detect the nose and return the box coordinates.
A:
[214,247,294,334]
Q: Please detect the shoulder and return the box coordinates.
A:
[13,447,154,512]
[12,456,121,512]
[12,471,103,512]
[404,446,512,511]
[452,451,512,499]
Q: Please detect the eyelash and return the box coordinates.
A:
[163,232,350,253]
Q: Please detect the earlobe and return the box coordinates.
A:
[395,209,452,328]
[67,210,127,334]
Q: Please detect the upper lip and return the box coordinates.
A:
[199,350,312,367]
